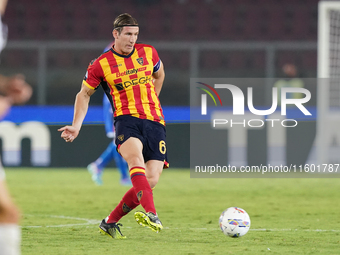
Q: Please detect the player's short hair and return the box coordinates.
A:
[113,13,138,34]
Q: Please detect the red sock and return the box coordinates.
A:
[129,166,156,214]
[106,187,140,223]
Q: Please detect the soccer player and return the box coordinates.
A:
[87,94,131,186]
[0,1,32,254]
[274,63,304,105]
[58,13,168,238]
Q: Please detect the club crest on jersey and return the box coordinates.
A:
[136,57,144,65]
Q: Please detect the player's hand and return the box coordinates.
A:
[5,74,32,105]
[58,126,79,143]
[0,96,11,118]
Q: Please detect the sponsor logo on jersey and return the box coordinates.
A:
[115,83,124,91]
[116,67,147,78]
[114,76,153,91]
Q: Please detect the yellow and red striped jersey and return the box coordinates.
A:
[83,43,165,125]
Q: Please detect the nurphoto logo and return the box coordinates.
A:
[196,82,312,128]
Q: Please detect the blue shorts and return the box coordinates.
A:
[114,115,169,168]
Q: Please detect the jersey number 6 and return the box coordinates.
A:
[159,140,166,154]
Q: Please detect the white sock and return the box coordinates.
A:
[0,224,21,255]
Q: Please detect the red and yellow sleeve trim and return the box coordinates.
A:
[83,80,96,90]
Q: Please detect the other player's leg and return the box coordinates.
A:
[87,142,116,185]
[0,178,21,255]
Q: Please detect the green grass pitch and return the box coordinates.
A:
[5,168,340,255]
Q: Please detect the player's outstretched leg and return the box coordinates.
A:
[88,142,117,185]
[87,162,103,185]
[134,211,163,233]
[98,219,126,239]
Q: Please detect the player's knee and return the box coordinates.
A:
[9,206,20,224]
[126,156,144,169]
[147,175,160,189]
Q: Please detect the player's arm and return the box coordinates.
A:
[152,61,165,96]
[58,83,95,142]
[72,83,95,131]
[0,74,32,118]
[0,96,10,118]
[0,0,8,15]
[0,74,32,104]
[0,74,8,93]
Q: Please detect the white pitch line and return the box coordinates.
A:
[22,215,340,232]
[23,214,100,228]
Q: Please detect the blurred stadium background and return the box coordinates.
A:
[2,0,319,105]
[0,0,321,168]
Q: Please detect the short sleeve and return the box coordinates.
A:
[83,58,104,90]
[152,47,161,73]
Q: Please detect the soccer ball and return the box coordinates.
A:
[219,207,251,237]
